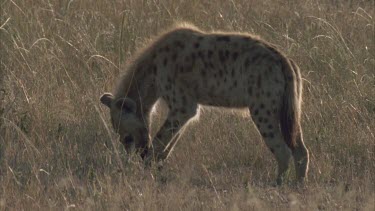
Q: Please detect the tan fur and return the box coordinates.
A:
[100,24,309,185]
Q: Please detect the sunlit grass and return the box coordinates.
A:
[1,0,374,210]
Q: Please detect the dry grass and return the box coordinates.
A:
[1,0,374,210]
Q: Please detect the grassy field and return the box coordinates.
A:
[1,0,374,210]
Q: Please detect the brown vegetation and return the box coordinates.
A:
[1,0,374,210]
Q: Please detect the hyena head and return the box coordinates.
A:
[100,93,148,158]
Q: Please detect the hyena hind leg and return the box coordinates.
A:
[292,130,309,183]
[249,107,293,186]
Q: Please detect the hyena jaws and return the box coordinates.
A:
[100,24,309,185]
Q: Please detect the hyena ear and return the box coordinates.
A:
[100,93,114,108]
[115,98,137,113]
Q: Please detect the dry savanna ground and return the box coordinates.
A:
[1,0,374,210]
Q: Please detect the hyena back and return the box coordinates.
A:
[100,25,309,185]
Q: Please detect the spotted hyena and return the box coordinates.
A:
[100,24,309,185]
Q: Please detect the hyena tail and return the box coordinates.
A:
[280,58,302,151]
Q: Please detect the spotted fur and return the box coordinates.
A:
[100,24,309,185]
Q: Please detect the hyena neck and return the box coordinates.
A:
[115,61,158,124]
[128,77,156,118]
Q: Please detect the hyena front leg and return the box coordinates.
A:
[147,100,197,163]
[249,104,292,186]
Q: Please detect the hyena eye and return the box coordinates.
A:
[115,98,137,113]
[120,135,134,147]
[124,135,134,144]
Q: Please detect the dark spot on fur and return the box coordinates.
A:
[174,64,180,72]
[219,50,226,62]
[216,36,231,42]
[253,109,259,116]
[163,58,168,66]
[194,42,200,48]
[152,65,157,74]
[174,41,185,49]
[242,37,250,41]
[201,69,207,77]
[268,124,273,129]
[170,110,177,117]
[208,50,213,58]
[219,69,224,77]
[233,80,237,87]
[277,91,282,97]
[257,75,262,88]
[164,120,172,127]
[156,133,162,139]
[268,66,274,74]
[191,53,196,62]
[193,84,199,90]
[266,110,271,116]
[180,108,186,114]
[251,55,262,64]
[258,117,263,123]
[225,50,230,58]
[232,52,238,61]
[269,132,275,138]
[270,148,275,154]
[244,58,251,67]
[198,51,204,58]
[260,104,265,109]
[181,96,187,104]
[248,87,252,95]
[172,53,177,61]
[167,84,173,90]
[231,69,235,77]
